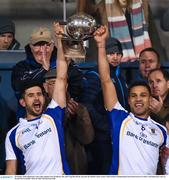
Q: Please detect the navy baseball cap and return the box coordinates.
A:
[105,37,123,55]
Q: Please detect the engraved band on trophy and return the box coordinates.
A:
[61,13,99,61]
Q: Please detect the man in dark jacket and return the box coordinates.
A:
[83,37,128,174]
[11,27,56,94]
[148,68,169,126]
[0,17,20,50]
[11,27,85,119]
[148,68,169,174]
[11,27,56,118]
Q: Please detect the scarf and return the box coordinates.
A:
[105,0,152,62]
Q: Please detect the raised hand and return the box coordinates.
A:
[53,22,64,40]
[149,96,163,114]
[41,45,50,70]
[66,98,79,115]
[93,25,108,45]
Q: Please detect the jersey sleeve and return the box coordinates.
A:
[107,101,129,135]
[42,99,71,174]
[5,131,17,160]
[44,99,65,125]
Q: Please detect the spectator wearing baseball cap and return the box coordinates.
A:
[0,17,20,50]
[11,27,56,94]
[11,26,86,120]
[29,27,53,45]
[11,26,57,119]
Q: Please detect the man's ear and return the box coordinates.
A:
[19,98,26,107]
[43,82,48,93]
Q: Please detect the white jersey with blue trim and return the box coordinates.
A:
[5,99,70,175]
[108,102,167,175]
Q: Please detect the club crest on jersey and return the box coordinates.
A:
[151,128,155,134]
[147,127,157,135]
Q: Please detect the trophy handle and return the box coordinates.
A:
[82,24,101,41]
[62,33,86,42]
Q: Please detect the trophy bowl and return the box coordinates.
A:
[65,13,98,41]
[62,13,98,61]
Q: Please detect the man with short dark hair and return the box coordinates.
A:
[129,47,161,85]
[94,25,167,175]
[148,68,169,126]
[5,24,70,175]
[83,36,128,175]
[148,68,169,174]
[139,47,161,79]
[0,17,20,50]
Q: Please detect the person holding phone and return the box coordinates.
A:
[148,68,169,126]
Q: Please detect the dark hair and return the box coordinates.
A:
[128,81,151,96]
[148,68,169,81]
[139,47,160,63]
[20,82,45,98]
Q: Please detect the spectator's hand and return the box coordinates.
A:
[94,25,108,46]
[41,45,50,70]
[66,98,79,115]
[160,146,169,166]
[149,96,163,114]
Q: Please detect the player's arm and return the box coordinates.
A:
[94,26,118,111]
[5,160,17,175]
[53,22,68,108]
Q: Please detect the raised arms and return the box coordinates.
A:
[94,26,118,111]
[53,22,68,108]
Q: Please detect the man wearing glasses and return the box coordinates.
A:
[11,27,57,119]
[11,27,56,96]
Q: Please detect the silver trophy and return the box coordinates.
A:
[62,13,98,61]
